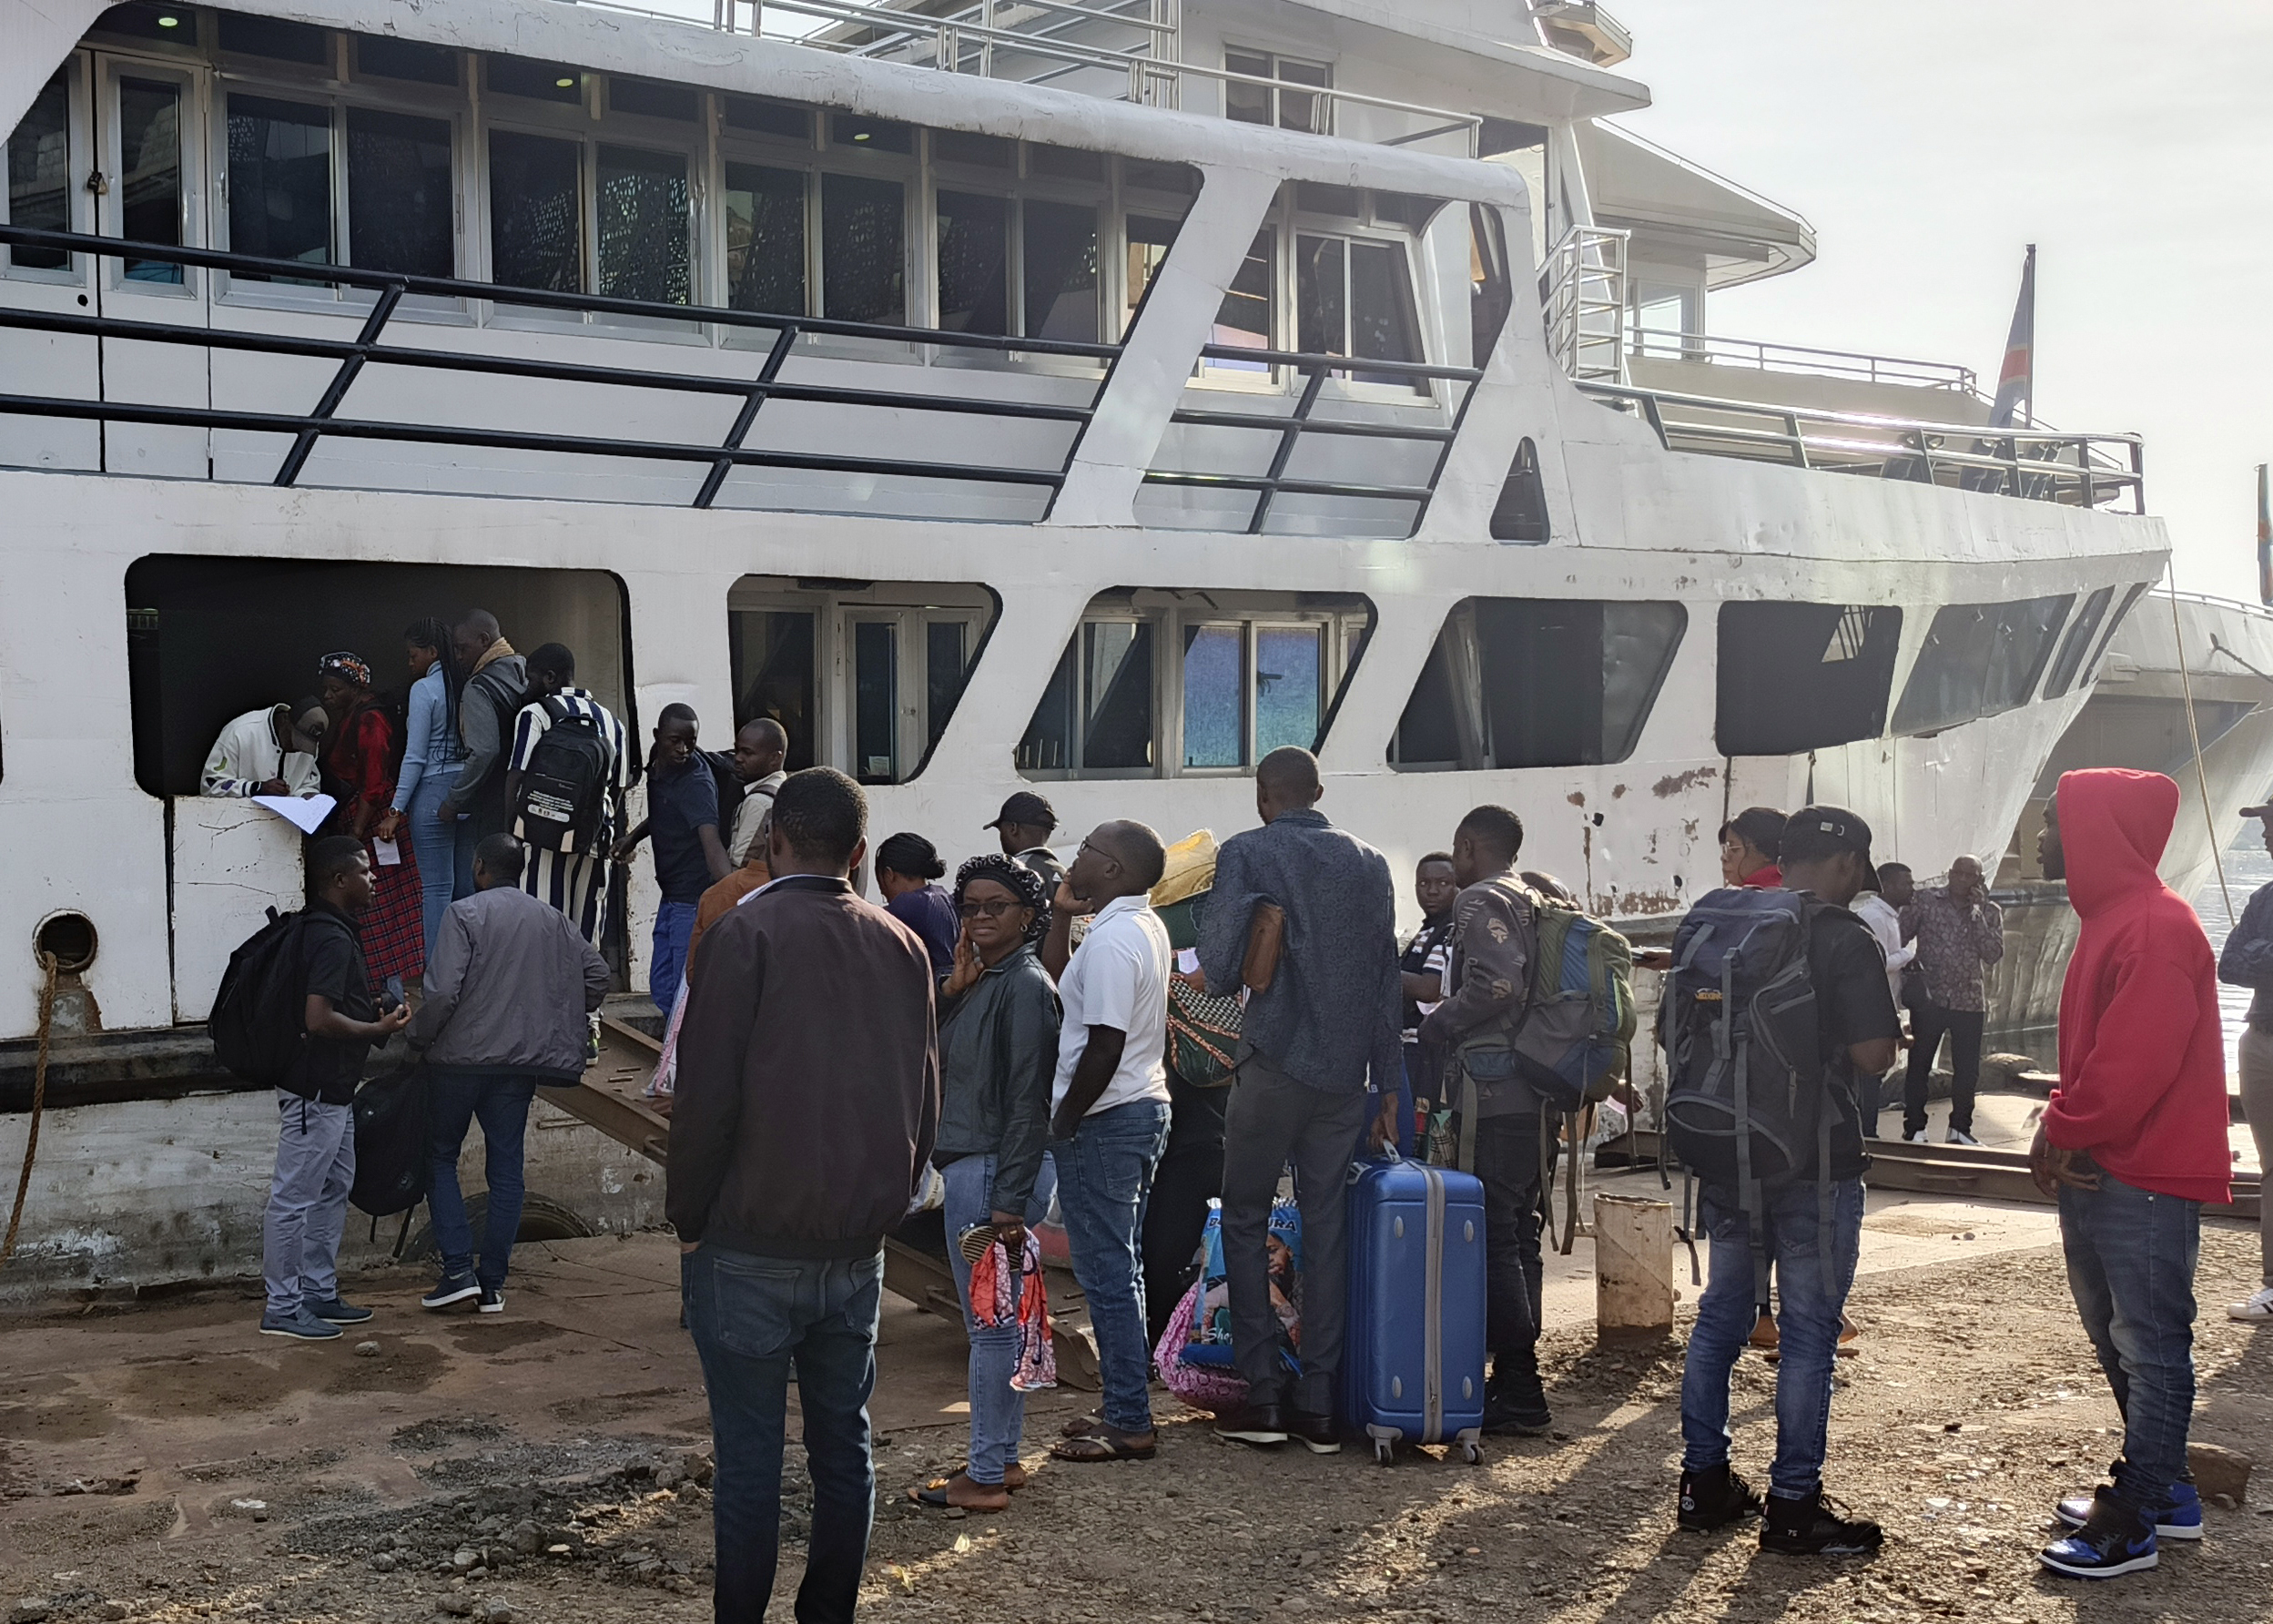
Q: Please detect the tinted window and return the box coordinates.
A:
[219,13,329,64]
[117,78,183,283]
[6,70,70,271]
[355,36,458,86]
[595,145,688,304]
[821,172,903,323]
[2042,585,2115,700]
[1891,594,2072,736]
[731,609,817,771]
[347,108,453,278]
[489,130,580,293]
[936,189,1009,334]
[1717,603,1903,756]
[1023,198,1098,341]
[1393,598,1686,770]
[2082,583,2151,685]
[724,163,805,316]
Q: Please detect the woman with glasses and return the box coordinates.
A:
[911,854,1060,1513]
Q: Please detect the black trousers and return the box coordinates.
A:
[1904,1001,1984,1136]
[1142,1069,1231,1346]
[1473,1111,1546,1370]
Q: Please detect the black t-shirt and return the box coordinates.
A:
[294,903,374,1106]
[1805,901,1903,1180]
[648,756,723,904]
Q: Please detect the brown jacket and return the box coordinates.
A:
[667,875,939,1259]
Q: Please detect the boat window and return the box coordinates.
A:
[1715,604,1903,756]
[225,96,333,282]
[1024,198,1098,342]
[2081,583,2151,686]
[1205,229,1275,377]
[821,172,905,324]
[1469,202,1512,369]
[609,79,699,124]
[489,129,581,293]
[1125,214,1180,327]
[937,188,1010,334]
[1391,598,1686,771]
[117,76,184,283]
[1891,594,2073,736]
[2042,585,2116,700]
[346,108,454,279]
[352,35,460,87]
[726,97,811,142]
[934,184,1101,343]
[724,162,807,317]
[1488,439,1548,543]
[1225,50,1331,135]
[728,579,997,784]
[1295,231,1424,383]
[594,144,690,304]
[1019,594,1370,778]
[5,68,72,274]
[486,56,583,107]
[122,555,633,799]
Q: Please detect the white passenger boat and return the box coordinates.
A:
[0,0,2165,1289]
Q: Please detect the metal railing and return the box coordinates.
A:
[1576,376,2146,513]
[1146,345,1484,533]
[1537,226,1628,384]
[0,226,1115,510]
[1625,329,1981,395]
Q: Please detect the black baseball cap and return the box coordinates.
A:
[1782,805,1881,892]
[985,791,1057,832]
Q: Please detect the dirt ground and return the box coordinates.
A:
[3,1224,2268,1624]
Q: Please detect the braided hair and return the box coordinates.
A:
[952,853,1051,946]
[404,616,464,733]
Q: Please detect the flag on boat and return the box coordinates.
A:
[2258,462,2270,607]
[1987,244,2035,430]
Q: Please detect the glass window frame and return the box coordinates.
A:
[925,139,1120,361]
[97,56,200,299]
[3,55,91,285]
[1221,46,1334,136]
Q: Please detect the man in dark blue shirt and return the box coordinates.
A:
[613,704,730,1022]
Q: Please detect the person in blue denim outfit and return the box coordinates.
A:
[1678,808,1899,1557]
[1039,821,1173,1464]
[379,619,473,965]
[613,705,730,1022]
[915,855,1060,1512]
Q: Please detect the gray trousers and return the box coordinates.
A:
[2241,1027,2273,1288]
[1220,1051,1369,1415]
[263,1092,356,1316]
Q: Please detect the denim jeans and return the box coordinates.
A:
[1681,1177,1864,1500]
[404,771,476,965]
[2060,1173,2202,1513]
[426,1070,537,1291]
[653,899,698,1021]
[262,1093,355,1316]
[1051,1097,1171,1434]
[684,1244,883,1624]
[941,1151,1058,1486]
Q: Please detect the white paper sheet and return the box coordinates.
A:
[371,837,402,867]
[251,793,335,836]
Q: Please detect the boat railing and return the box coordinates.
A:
[1576,377,2146,513]
[1625,329,1982,395]
[1537,226,1629,384]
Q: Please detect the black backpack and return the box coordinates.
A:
[350,1061,432,1218]
[210,908,321,1089]
[1659,886,1843,1299]
[514,697,612,853]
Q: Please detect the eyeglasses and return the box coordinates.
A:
[957,898,1026,920]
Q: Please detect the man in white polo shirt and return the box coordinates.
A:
[1039,819,1172,1466]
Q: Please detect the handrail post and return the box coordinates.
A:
[1247,361,1328,535]
[275,278,404,487]
[695,321,798,508]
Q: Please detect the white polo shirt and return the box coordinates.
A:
[1050,892,1172,1118]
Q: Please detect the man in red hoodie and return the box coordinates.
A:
[2032,768,2230,1580]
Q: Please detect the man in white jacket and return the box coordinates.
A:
[202,704,322,798]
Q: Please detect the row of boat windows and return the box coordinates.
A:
[3,13,1437,370]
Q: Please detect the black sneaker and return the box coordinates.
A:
[1480,1375,1552,1436]
[1284,1408,1341,1456]
[478,1285,505,1315]
[1679,1465,1763,1532]
[421,1271,480,1310]
[1213,1402,1288,1446]
[304,1295,372,1325]
[1761,1490,1883,1557]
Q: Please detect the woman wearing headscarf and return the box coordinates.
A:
[876,831,959,980]
[316,650,424,984]
[376,619,472,962]
[911,855,1060,1513]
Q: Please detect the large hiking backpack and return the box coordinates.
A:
[514,697,612,853]
[210,908,320,1088]
[1455,880,1636,1120]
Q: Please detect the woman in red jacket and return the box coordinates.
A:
[318,652,425,986]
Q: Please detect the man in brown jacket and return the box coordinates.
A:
[669,766,939,1624]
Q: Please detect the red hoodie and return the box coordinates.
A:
[2045,768,2231,1203]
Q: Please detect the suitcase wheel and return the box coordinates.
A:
[1374,1437,1395,1467]
[1460,1437,1484,1466]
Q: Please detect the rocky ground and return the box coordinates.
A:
[4,1227,2269,1624]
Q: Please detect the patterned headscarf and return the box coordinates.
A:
[953,853,1051,946]
[318,651,372,689]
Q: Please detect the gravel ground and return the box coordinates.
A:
[4,1227,2268,1624]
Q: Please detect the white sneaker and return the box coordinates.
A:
[2229,1286,2273,1323]
[1946,1129,1982,1147]
[1904,1130,1929,1144]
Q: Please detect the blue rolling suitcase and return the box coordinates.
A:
[1342,1156,1487,1465]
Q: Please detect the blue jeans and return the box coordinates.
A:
[1052,1097,1171,1434]
[941,1151,1059,1486]
[1681,1178,1864,1500]
[2060,1174,2201,1513]
[653,899,698,1020]
[404,771,476,964]
[426,1071,537,1291]
[684,1245,882,1624]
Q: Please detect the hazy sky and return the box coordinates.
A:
[1606,1,2273,601]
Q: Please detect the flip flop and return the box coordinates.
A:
[908,1475,1010,1511]
[1050,1426,1157,1463]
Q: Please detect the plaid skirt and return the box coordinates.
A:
[359,837,425,983]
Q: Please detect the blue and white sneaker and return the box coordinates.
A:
[259,1306,342,1341]
[421,1270,481,1310]
[2041,1493,2159,1579]
[2055,1478,2201,1541]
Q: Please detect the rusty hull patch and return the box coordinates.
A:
[1652,766,1719,798]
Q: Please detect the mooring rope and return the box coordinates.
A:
[2,950,59,1264]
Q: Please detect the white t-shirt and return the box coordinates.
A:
[1050,893,1172,1118]
[1852,892,1915,1009]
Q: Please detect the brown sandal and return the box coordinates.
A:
[1059,1412,1104,1439]
[909,1473,1010,1511]
[1050,1426,1156,1463]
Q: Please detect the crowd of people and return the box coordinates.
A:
[227,658,2259,1608]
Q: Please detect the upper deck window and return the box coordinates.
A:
[1295,232,1422,384]
[1716,603,1903,756]
[2041,584,2116,700]
[117,76,184,284]
[4,69,72,274]
[1891,594,2073,736]
[936,188,1101,343]
[1392,599,1686,771]
[222,89,457,285]
[1225,50,1330,136]
[353,35,459,87]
